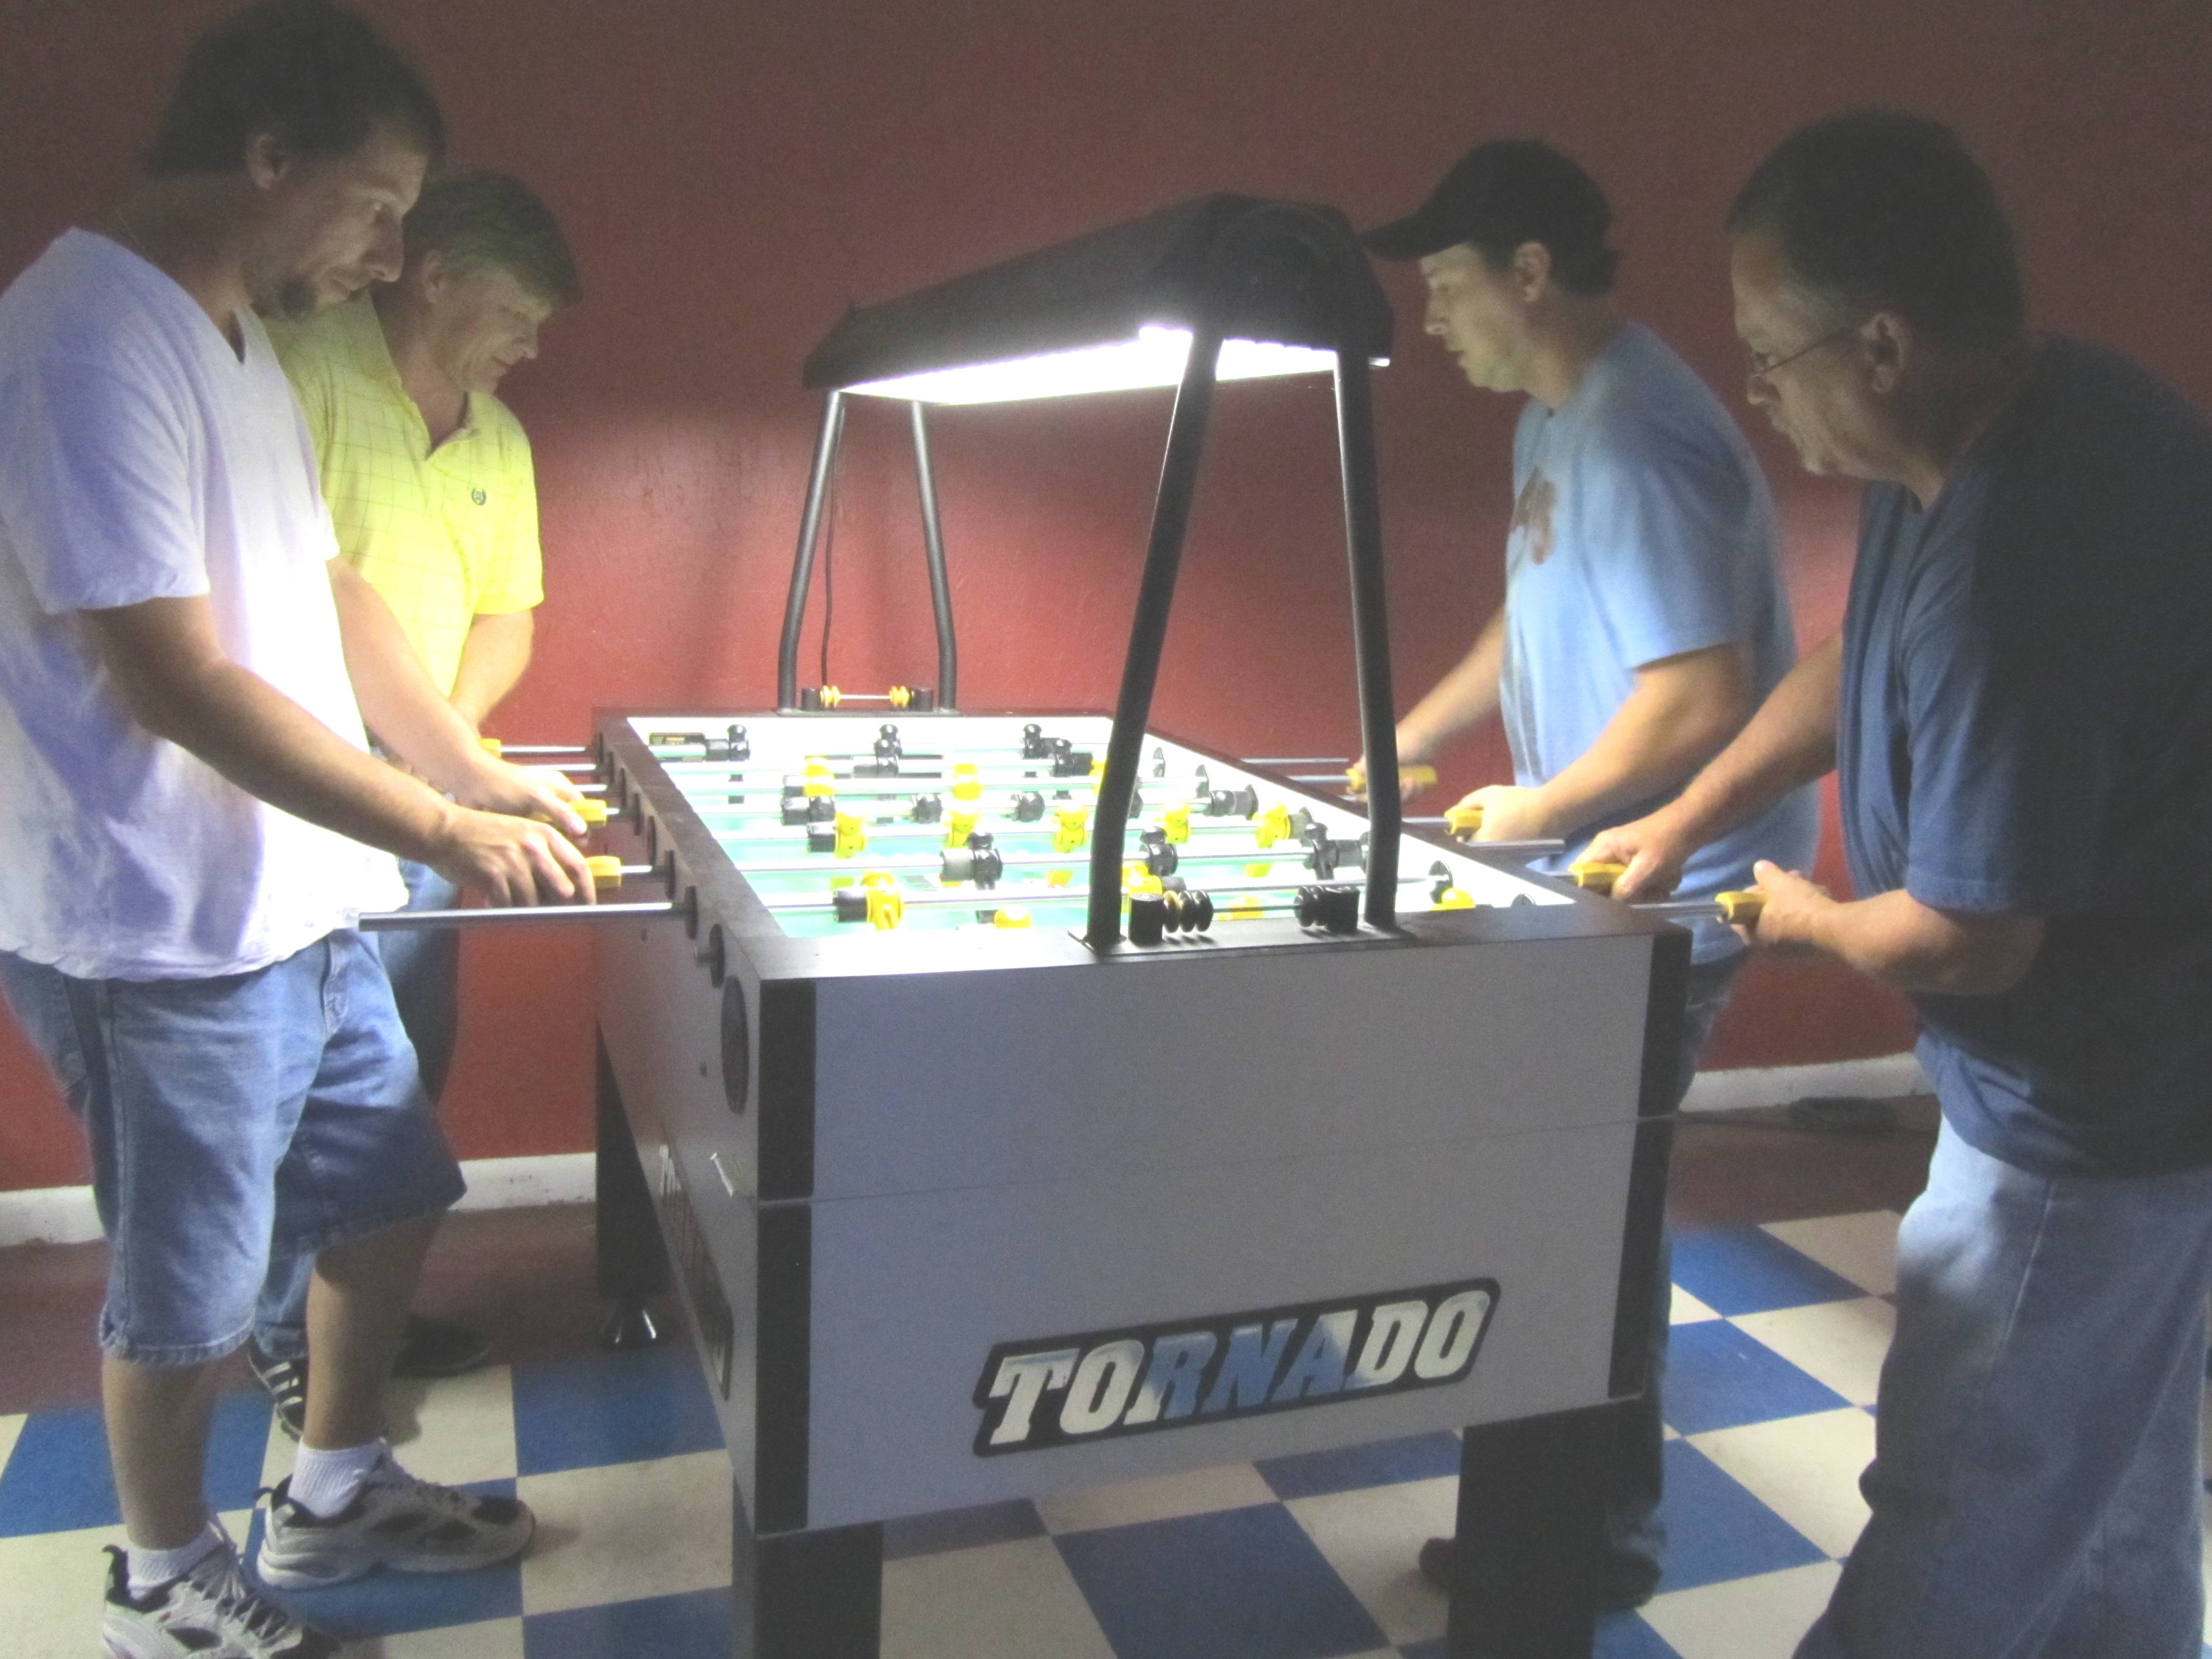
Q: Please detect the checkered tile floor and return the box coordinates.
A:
[3,1210,2206,1658]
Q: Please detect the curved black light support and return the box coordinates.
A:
[775,392,962,712]
[910,401,959,710]
[1083,203,1401,946]
[777,391,847,711]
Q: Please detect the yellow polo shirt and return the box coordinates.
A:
[270,295,544,696]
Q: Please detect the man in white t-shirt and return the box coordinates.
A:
[0,6,595,1655]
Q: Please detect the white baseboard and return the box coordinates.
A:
[0,1151,596,1249]
[1682,1051,1926,1114]
[0,1056,1924,1249]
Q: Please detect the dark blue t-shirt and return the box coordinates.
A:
[1838,338,2212,1177]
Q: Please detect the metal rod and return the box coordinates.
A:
[1084,326,1224,948]
[358,900,677,931]
[910,400,959,711]
[776,391,847,710]
[1333,343,1400,933]
[498,744,592,756]
[1247,757,1351,768]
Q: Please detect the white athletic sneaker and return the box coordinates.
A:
[101,1537,336,1658]
[253,1453,535,1588]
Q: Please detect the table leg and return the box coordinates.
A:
[733,1483,883,1658]
[594,1031,670,1348]
[1447,1400,1618,1658]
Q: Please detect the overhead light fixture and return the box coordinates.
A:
[842,326,1375,405]
[778,195,1409,947]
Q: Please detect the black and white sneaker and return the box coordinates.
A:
[254,1452,534,1588]
[244,1342,308,1443]
[101,1535,336,1658]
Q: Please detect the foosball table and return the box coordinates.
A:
[580,708,1688,1659]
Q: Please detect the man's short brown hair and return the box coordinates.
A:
[405,171,581,309]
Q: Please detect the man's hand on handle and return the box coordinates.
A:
[1582,810,1698,902]
[423,802,595,906]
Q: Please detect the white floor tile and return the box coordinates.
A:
[516,1450,730,1615]
[1032,1460,1276,1534]
[1284,1474,1456,1646]
[882,1535,1117,1659]
[343,1616,527,1657]
[381,1366,518,1486]
[1641,1559,1843,1659]
[1731,1298,1895,1407]
[1671,1286,1721,1325]
[260,1368,519,1490]
[1689,1408,1874,1559]
[1762,1213,1900,1296]
[0,1412,23,1478]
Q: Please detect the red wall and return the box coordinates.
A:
[4,1,2207,1190]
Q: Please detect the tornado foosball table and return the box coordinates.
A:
[580,709,1688,1659]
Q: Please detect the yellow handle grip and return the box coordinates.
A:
[1346,762,1437,790]
[479,735,503,756]
[1568,858,1626,895]
[1716,888,1766,926]
[1444,802,1484,838]
[538,798,608,828]
[586,855,624,891]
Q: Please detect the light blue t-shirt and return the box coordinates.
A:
[1499,322,1819,961]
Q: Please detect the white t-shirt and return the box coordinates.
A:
[0,230,406,980]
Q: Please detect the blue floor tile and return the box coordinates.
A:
[241,1480,525,1637]
[1670,1227,1863,1316]
[1664,1319,1849,1435]
[0,1403,116,1535]
[884,1497,1046,1560]
[1598,1611,1685,1657]
[1056,1504,1386,1659]
[1653,1440,1827,1591]
[525,1586,733,1658]
[512,1344,724,1476]
[206,1389,276,1514]
[1256,1430,1462,1500]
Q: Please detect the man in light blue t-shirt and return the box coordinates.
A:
[1356,139,1820,1609]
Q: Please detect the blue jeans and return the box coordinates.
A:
[1605,950,1747,1592]
[1797,1124,2212,1658]
[255,859,462,1362]
[0,934,462,1365]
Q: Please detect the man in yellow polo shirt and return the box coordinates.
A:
[252,171,582,1430]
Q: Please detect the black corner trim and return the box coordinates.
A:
[1634,928,1690,1120]
[1607,1117,1673,1400]
[757,981,817,1200]
[755,1203,813,1533]
[1608,930,1690,1399]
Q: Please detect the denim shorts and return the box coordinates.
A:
[0,931,465,1365]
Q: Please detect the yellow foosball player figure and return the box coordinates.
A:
[1353,138,1820,1610]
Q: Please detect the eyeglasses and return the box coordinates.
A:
[1743,319,1861,382]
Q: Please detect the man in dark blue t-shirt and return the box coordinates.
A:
[1593,111,2212,1657]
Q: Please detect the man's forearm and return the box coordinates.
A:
[1399,609,1507,758]
[1662,634,1841,845]
[1779,887,2043,997]
[330,561,488,792]
[1534,644,1751,833]
[85,605,454,865]
[450,610,534,729]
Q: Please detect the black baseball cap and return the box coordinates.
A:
[1363,138,1614,271]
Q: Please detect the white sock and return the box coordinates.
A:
[127,1519,223,1595]
[287,1438,386,1519]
